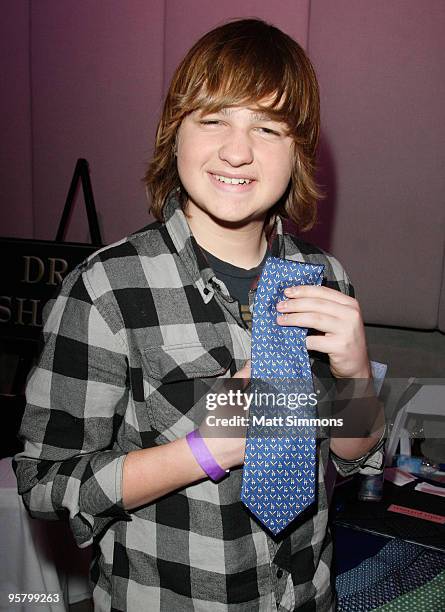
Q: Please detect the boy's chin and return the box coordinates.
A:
[208,209,267,228]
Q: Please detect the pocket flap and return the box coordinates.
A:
[143,341,232,383]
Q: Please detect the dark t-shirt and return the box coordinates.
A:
[201,248,269,330]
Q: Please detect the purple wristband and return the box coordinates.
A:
[186,429,228,482]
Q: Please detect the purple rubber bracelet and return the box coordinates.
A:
[186,429,228,482]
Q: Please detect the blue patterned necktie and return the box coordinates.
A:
[241,256,324,535]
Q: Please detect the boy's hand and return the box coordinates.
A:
[198,360,251,470]
[232,358,251,383]
[276,286,371,379]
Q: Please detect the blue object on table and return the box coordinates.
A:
[396,455,423,472]
[336,537,445,611]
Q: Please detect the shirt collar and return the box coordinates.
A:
[163,191,286,302]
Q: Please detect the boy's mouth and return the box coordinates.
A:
[209,172,256,188]
[212,174,252,185]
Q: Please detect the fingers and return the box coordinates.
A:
[284,285,354,306]
[233,359,251,381]
[277,296,353,316]
[283,285,352,304]
[276,286,369,379]
[277,311,339,333]
[276,291,361,333]
[305,326,370,379]
[305,334,338,353]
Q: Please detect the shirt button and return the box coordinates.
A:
[276,569,283,579]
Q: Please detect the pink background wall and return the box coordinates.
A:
[305,0,445,328]
[1,2,33,238]
[1,0,444,328]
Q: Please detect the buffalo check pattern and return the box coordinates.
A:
[14,194,380,611]
[242,257,324,534]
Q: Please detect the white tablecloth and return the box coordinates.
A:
[0,458,91,611]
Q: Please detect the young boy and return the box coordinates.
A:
[15,19,384,611]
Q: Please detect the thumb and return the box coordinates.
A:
[233,359,251,379]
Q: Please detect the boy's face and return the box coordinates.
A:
[176,105,293,226]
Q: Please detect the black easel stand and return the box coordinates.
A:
[56,158,103,246]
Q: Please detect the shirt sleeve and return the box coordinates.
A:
[13,263,132,548]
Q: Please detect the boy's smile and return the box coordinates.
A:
[176,105,293,228]
[208,171,255,190]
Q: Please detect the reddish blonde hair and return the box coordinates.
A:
[144,19,322,230]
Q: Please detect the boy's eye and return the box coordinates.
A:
[257,127,281,136]
[199,119,221,126]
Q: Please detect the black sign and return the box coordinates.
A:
[0,238,100,342]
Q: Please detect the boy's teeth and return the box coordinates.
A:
[214,174,251,185]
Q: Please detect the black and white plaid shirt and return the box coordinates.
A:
[15,194,375,611]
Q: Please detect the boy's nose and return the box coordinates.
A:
[218,130,254,167]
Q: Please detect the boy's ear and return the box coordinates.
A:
[173,134,178,156]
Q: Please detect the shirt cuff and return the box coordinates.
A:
[370,360,387,395]
[330,425,386,477]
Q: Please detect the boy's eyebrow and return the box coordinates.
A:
[250,111,273,122]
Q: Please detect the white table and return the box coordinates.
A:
[0,458,91,611]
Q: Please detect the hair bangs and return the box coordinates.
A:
[180,37,297,125]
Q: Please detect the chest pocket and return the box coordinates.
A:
[144,341,231,382]
[141,332,232,437]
